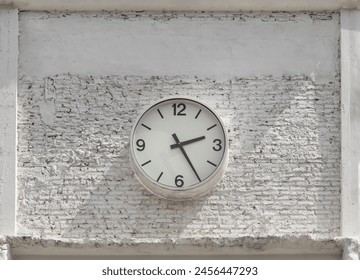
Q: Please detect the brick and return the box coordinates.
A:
[17,74,340,240]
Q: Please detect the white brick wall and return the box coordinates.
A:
[17,74,340,239]
[13,11,341,245]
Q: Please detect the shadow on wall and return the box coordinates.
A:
[62,162,210,240]
[16,74,340,241]
[227,77,340,236]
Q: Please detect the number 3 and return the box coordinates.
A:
[213,139,222,151]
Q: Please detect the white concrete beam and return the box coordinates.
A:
[1,0,360,12]
[0,8,18,236]
[341,10,360,238]
[19,12,339,79]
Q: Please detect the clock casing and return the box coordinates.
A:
[129,97,228,200]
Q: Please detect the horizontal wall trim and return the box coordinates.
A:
[1,0,360,12]
[1,235,342,260]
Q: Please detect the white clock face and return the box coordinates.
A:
[130,97,228,200]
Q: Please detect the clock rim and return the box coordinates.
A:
[129,96,229,201]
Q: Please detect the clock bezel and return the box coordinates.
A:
[129,96,229,201]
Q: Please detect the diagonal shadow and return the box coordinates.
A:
[16,74,340,243]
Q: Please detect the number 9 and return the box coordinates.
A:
[136,139,145,151]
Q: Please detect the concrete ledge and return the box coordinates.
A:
[1,236,342,260]
[1,0,360,12]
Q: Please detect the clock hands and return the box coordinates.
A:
[170,135,206,149]
[171,133,201,182]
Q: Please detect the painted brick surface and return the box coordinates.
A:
[17,74,340,239]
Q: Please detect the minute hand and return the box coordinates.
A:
[172,133,201,182]
[170,136,205,149]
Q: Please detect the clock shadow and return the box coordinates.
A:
[61,159,210,241]
[222,76,341,237]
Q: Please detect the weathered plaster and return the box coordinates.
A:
[339,237,360,259]
[0,237,11,260]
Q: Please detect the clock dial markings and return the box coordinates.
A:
[172,133,201,182]
[141,123,152,130]
[141,160,152,167]
[195,109,202,119]
[157,109,164,119]
[157,172,164,182]
[207,124,217,131]
[207,160,217,167]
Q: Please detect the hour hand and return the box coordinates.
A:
[170,135,205,149]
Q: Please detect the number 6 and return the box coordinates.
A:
[175,175,184,187]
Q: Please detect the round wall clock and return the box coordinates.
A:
[129,97,228,200]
